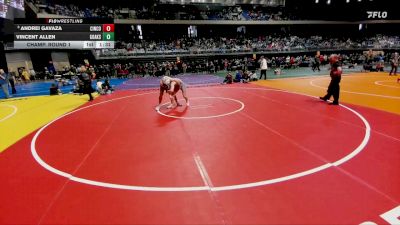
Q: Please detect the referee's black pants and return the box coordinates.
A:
[259,69,267,80]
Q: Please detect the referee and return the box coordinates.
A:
[259,56,268,80]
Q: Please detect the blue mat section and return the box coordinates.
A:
[0,78,127,99]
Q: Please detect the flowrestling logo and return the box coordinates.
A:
[367,11,388,19]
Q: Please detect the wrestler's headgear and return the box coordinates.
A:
[161,76,172,86]
[329,54,339,65]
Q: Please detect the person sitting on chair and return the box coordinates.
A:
[222,72,233,84]
[50,83,62,95]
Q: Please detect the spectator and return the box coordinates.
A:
[8,70,17,95]
[48,61,56,76]
[96,79,105,95]
[102,79,114,94]
[312,52,321,72]
[49,83,61,95]
[241,70,250,83]
[0,69,10,99]
[376,60,384,72]
[22,68,30,83]
[80,66,94,101]
[234,70,242,82]
[249,71,258,81]
[29,69,36,80]
[222,72,233,84]
[274,68,283,75]
[389,52,399,76]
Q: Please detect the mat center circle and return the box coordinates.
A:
[156,97,245,119]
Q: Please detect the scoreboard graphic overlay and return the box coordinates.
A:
[13,18,114,49]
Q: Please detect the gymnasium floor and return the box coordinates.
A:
[0,71,399,224]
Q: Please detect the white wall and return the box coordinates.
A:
[5,52,33,73]
[51,52,70,71]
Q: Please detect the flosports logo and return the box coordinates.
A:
[367,11,388,19]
